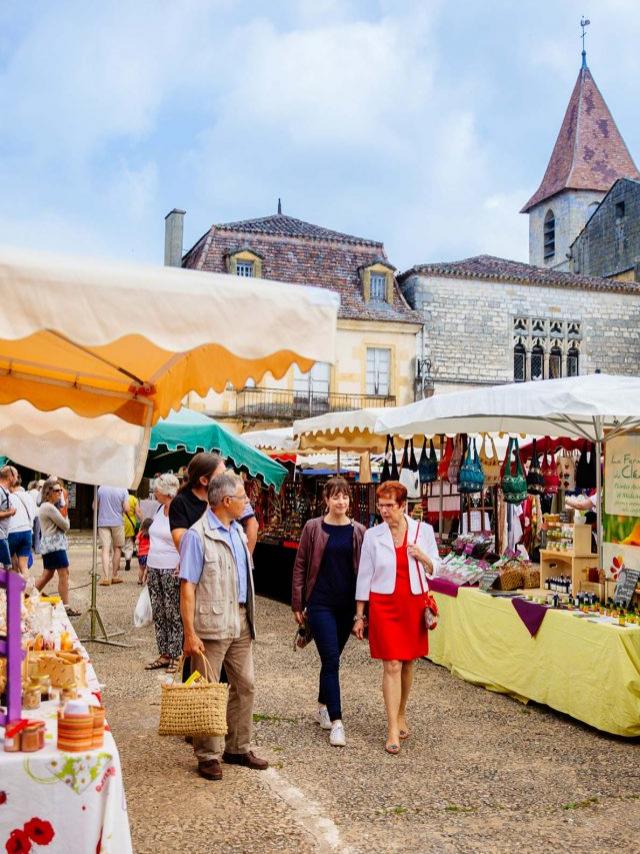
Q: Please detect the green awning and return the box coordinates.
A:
[146,408,287,490]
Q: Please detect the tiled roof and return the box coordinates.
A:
[182,214,420,325]
[399,254,640,294]
[213,213,383,247]
[521,64,640,212]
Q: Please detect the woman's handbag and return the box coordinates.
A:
[399,439,421,498]
[446,434,464,485]
[418,438,438,485]
[479,435,501,487]
[575,442,597,490]
[293,613,313,650]
[501,437,527,504]
[526,438,545,495]
[541,443,560,495]
[459,438,485,494]
[557,451,576,492]
[381,435,399,483]
[158,655,228,737]
[412,523,439,630]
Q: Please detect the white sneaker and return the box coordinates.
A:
[316,705,331,730]
[329,721,346,747]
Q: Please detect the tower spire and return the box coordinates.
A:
[277,197,282,215]
[580,16,590,69]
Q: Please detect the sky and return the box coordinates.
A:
[1,0,639,273]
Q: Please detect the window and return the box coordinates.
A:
[549,346,562,379]
[543,210,555,260]
[370,273,387,302]
[567,347,579,377]
[293,362,330,399]
[236,261,254,277]
[615,201,626,220]
[366,348,391,396]
[514,342,526,382]
[531,344,544,380]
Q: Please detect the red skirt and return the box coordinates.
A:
[368,539,428,661]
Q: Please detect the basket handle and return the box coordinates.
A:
[170,653,217,686]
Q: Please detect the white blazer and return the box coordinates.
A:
[355,515,440,601]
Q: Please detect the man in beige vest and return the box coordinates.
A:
[179,471,268,781]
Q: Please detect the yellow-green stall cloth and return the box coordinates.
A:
[428,587,640,737]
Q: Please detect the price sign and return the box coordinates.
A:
[613,568,640,609]
[480,569,500,592]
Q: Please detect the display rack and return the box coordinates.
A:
[0,568,26,726]
[539,522,597,595]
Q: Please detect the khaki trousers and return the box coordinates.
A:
[192,608,255,763]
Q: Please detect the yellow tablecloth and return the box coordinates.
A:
[428,588,640,737]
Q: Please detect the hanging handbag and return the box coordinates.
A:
[438,436,454,480]
[557,450,576,492]
[541,441,560,494]
[418,438,438,485]
[479,434,501,487]
[447,434,464,485]
[501,437,527,504]
[459,438,485,494]
[575,442,597,491]
[399,439,421,498]
[381,435,400,483]
[526,438,545,495]
[412,523,439,630]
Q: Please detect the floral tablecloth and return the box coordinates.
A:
[0,606,133,854]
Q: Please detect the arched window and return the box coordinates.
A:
[513,342,526,382]
[549,346,562,379]
[567,347,579,377]
[531,344,544,380]
[543,210,555,260]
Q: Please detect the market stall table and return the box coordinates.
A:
[427,586,640,737]
[0,604,132,853]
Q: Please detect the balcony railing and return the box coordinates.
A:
[234,387,396,421]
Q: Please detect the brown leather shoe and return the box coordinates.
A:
[197,759,222,781]
[222,750,268,770]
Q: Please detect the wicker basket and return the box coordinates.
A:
[159,656,228,738]
[522,567,540,589]
[497,567,524,591]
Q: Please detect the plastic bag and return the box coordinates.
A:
[133,585,152,628]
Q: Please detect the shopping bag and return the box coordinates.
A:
[133,585,153,628]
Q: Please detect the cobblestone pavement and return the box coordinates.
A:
[61,545,640,854]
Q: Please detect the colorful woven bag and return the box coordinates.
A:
[459,438,485,494]
[479,434,501,487]
[526,438,545,495]
[501,437,527,504]
[418,437,438,484]
[541,441,560,494]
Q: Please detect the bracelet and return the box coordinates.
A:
[353,615,364,622]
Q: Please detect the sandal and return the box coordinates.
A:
[385,743,400,755]
[111,576,124,585]
[98,579,111,586]
[165,659,181,674]
[65,607,82,617]
[145,656,170,670]
[399,729,411,740]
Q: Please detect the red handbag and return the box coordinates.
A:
[541,445,560,494]
[438,436,454,480]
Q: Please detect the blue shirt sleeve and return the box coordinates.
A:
[178,529,204,584]
[239,500,255,521]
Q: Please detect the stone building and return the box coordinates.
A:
[165,206,422,428]
[521,57,639,272]
[570,177,640,281]
[399,255,640,393]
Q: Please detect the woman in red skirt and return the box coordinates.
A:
[354,481,440,754]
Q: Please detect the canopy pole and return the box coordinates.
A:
[594,417,604,570]
[79,484,129,648]
[336,448,341,474]
[438,434,444,536]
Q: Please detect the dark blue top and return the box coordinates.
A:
[308,522,355,609]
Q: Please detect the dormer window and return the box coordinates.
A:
[226,247,263,278]
[543,210,555,260]
[370,273,387,302]
[236,261,254,277]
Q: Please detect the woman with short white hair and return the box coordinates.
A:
[144,473,182,672]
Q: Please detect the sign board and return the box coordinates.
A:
[613,568,640,609]
[605,435,640,517]
[480,569,500,592]
[66,482,77,510]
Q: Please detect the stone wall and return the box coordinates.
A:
[528,189,604,270]
[570,178,640,278]
[401,273,640,387]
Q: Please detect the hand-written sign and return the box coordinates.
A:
[613,568,640,609]
[480,569,500,592]
[605,435,640,517]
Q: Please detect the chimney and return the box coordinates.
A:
[164,208,186,267]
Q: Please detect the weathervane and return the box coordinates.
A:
[580,16,590,68]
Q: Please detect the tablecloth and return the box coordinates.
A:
[428,587,640,737]
[0,605,133,853]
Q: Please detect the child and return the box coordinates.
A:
[136,518,152,585]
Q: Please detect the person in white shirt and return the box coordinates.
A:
[8,470,37,577]
[0,466,17,569]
